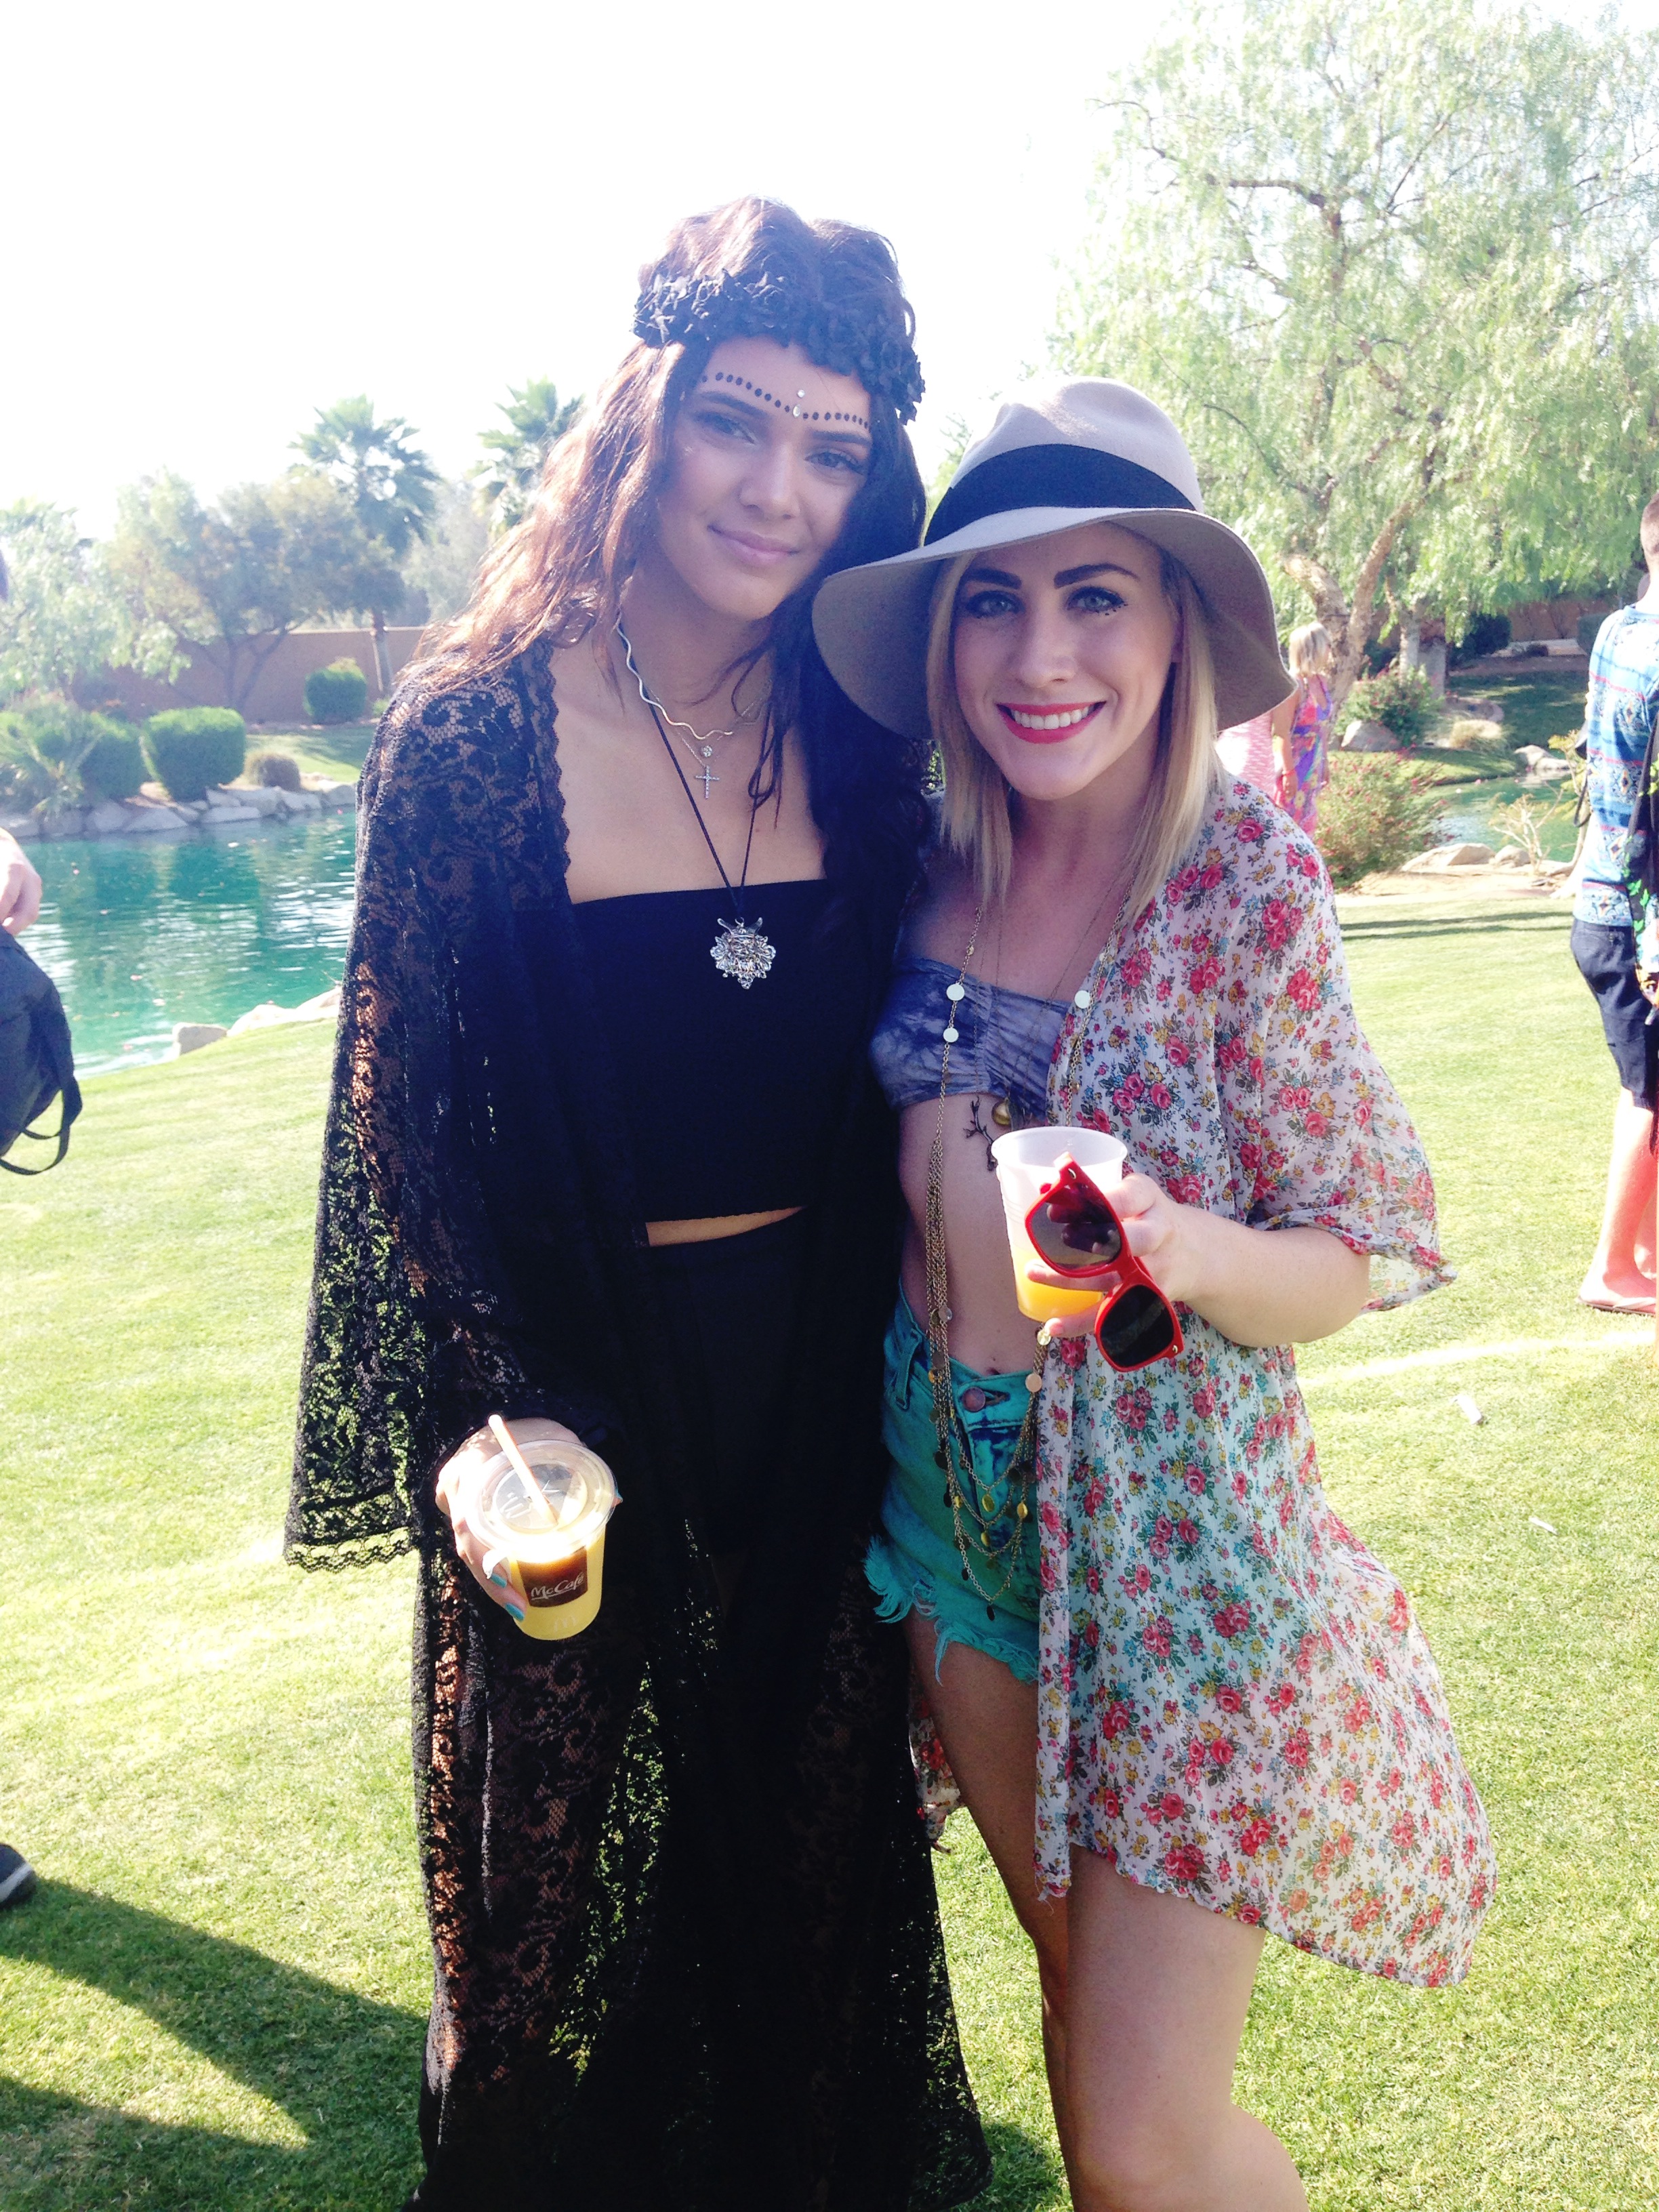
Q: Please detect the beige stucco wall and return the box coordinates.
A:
[84,628,428,724]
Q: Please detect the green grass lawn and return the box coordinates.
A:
[3,891,1655,2209]
[1444,667,1588,754]
[246,722,376,785]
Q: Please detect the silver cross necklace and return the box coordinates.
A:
[615,616,756,798]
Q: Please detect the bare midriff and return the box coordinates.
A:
[645,1206,802,1248]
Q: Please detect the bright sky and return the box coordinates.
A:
[5,0,1124,537]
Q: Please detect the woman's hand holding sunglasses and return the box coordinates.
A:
[1025,1172,1195,1308]
[1022,1162,1187,1369]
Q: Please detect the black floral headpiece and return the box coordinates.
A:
[632,266,924,424]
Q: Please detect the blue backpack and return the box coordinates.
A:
[0,930,81,1174]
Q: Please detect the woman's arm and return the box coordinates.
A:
[1269,691,1296,790]
[0,830,41,935]
[1033,1171,1371,1347]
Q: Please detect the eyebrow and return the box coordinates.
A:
[698,389,872,447]
[962,558,1138,589]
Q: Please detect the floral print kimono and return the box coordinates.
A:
[1030,779,1494,1986]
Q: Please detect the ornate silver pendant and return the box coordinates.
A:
[710,917,776,989]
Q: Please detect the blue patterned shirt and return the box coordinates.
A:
[1574,602,1659,931]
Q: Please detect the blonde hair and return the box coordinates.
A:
[925,541,1220,932]
[1287,621,1333,678]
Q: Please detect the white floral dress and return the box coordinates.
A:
[1031,781,1495,1986]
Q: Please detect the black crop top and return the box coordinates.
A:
[572,880,872,1222]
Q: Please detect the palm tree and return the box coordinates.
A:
[293,397,437,695]
[474,378,583,537]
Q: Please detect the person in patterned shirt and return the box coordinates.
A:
[1572,495,1659,1315]
[816,379,1494,2212]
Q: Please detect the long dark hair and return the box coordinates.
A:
[428,196,930,919]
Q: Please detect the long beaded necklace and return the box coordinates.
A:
[926,902,1050,1619]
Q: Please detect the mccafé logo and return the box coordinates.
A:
[525,1553,590,1607]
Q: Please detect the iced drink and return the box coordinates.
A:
[991,1127,1130,1319]
[459,1433,619,1641]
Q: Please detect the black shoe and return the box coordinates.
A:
[0,1844,38,1910]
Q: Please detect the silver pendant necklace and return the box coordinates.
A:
[617,619,777,987]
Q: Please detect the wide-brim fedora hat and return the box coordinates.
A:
[813,377,1291,737]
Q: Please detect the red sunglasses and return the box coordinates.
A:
[1024,1157,1184,1370]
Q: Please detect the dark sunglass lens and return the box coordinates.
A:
[1031,1190,1122,1270]
[1098,1283,1176,1365]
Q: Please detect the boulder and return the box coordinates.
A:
[1401,842,1496,872]
[40,808,87,840]
[171,1022,229,1057]
[237,784,285,818]
[314,779,357,811]
[87,800,134,834]
[119,803,191,834]
[0,812,38,844]
[228,985,342,1037]
[1492,844,1531,867]
[1449,697,1504,724]
[203,800,261,824]
[1513,745,1572,784]
[274,787,323,816]
[1342,720,1400,753]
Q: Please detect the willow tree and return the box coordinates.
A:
[1056,0,1659,701]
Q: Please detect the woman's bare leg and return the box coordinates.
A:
[1065,1850,1307,2212]
[903,1615,1078,2170]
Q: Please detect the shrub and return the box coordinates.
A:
[1577,611,1607,656]
[304,659,369,724]
[0,702,144,808]
[247,749,302,791]
[1448,612,1511,667]
[78,721,146,802]
[1438,717,1510,754]
[143,708,247,801]
[1316,754,1445,889]
[1343,665,1441,750]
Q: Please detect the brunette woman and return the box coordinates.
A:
[814,380,1495,2211]
[287,199,988,2212]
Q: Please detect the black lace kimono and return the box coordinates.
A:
[287,642,990,2211]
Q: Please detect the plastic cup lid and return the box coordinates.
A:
[470,1439,617,1557]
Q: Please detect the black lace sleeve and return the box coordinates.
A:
[286,672,618,1569]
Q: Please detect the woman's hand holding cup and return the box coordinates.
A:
[1025,1170,1191,1335]
[436,1417,585,1619]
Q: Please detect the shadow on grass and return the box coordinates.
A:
[0,1885,423,2211]
[972,2118,1066,2209]
[1338,907,1570,943]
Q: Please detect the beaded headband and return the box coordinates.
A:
[698,369,870,432]
[632,266,924,424]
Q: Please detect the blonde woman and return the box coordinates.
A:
[813,381,1494,2212]
[1271,620,1335,831]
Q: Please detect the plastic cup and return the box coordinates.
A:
[990,1126,1130,1320]
[459,1433,619,1640]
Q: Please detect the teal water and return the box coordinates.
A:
[27,817,358,1078]
[1433,773,1580,860]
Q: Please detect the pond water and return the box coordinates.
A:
[27,817,358,1078]
[1431,773,1581,861]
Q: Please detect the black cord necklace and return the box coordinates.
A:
[632,655,777,989]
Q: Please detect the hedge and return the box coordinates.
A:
[143,709,248,802]
[304,659,369,725]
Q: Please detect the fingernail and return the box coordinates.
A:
[489,1570,508,1589]
[505,1603,525,1622]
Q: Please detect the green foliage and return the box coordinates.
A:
[474,377,582,536]
[294,396,436,565]
[107,472,364,714]
[247,750,302,791]
[303,658,369,725]
[1054,0,1659,697]
[1315,753,1443,886]
[1489,790,1571,877]
[1344,665,1441,747]
[0,502,155,700]
[1437,718,1510,754]
[403,478,490,624]
[0,702,145,812]
[143,707,247,801]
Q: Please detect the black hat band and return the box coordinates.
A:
[926,443,1195,547]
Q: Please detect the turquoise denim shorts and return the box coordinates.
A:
[865,1291,1042,1683]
